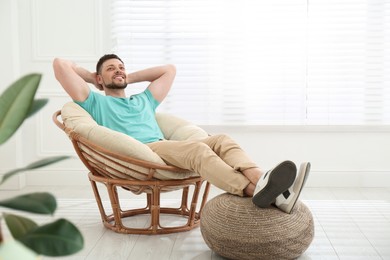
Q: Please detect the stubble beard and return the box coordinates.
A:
[103,78,128,89]
[104,82,128,89]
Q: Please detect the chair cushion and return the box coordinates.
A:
[156,113,208,141]
[61,102,207,180]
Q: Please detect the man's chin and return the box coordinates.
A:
[105,83,128,89]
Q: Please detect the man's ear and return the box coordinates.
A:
[96,74,103,84]
[95,74,104,91]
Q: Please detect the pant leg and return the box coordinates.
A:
[200,134,259,172]
[147,139,251,196]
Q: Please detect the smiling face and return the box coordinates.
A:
[97,58,127,90]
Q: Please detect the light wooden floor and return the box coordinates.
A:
[1,186,390,260]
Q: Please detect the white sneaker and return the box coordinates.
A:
[252,161,297,208]
[275,162,311,214]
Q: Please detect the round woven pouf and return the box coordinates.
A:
[200,193,314,260]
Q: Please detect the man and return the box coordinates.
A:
[53,54,310,213]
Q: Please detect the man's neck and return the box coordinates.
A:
[104,89,126,98]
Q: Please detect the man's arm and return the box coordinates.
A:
[53,58,97,102]
[127,64,176,103]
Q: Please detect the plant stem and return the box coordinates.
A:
[0,222,3,243]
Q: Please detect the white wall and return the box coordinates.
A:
[0,0,24,189]
[0,0,111,189]
[1,0,389,189]
[203,125,390,187]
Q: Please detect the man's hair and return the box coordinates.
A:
[96,54,124,74]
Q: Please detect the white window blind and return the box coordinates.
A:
[111,0,390,125]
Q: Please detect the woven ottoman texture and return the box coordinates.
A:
[200,193,314,260]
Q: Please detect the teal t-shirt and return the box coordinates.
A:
[75,89,164,143]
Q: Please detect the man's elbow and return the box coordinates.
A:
[52,57,63,68]
[53,57,73,70]
[166,64,176,75]
[52,58,72,78]
[52,58,65,74]
[52,58,62,79]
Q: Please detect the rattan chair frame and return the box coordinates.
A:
[53,110,210,235]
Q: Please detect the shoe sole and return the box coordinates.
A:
[282,162,311,214]
[252,161,297,208]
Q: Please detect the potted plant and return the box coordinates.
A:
[0,74,83,259]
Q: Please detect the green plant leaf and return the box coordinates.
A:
[3,213,38,240]
[0,155,70,185]
[24,156,70,170]
[0,192,57,214]
[0,73,42,145]
[26,98,48,119]
[19,219,84,256]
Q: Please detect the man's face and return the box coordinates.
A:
[98,58,127,89]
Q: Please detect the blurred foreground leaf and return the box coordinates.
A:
[4,213,38,239]
[0,156,70,185]
[0,74,42,145]
[19,219,84,256]
[0,192,56,214]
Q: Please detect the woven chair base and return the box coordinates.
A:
[200,193,314,260]
[89,172,210,235]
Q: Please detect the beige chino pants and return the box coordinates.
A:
[147,134,257,196]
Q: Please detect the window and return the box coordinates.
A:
[111,0,390,125]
